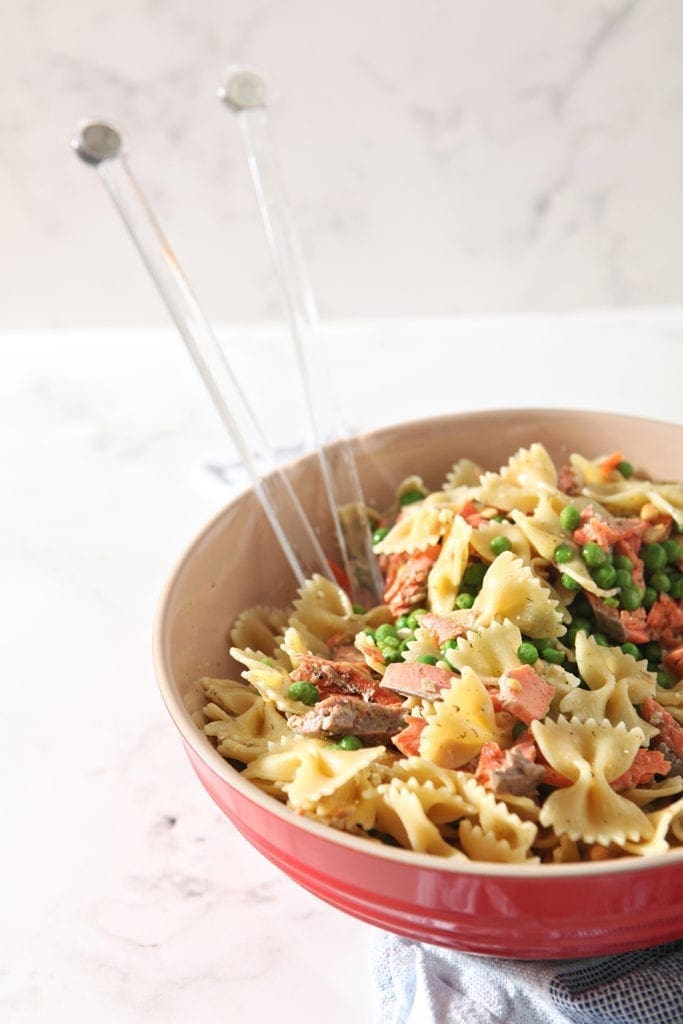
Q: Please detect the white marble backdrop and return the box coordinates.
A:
[2,0,682,327]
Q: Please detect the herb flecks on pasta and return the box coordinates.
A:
[199,444,683,864]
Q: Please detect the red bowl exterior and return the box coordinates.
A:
[156,410,683,959]
[184,738,683,959]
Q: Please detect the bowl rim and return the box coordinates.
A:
[153,406,683,879]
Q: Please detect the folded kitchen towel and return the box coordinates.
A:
[370,931,683,1024]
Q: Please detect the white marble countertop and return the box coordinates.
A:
[3,311,683,1023]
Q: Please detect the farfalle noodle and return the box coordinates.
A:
[197,442,683,865]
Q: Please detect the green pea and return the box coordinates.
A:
[406,608,427,629]
[614,554,634,572]
[650,573,671,593]
[554,543,574,564]
[621,642,641,659]
[560,572,581,591]
[382,650,403,664]
[512,720,527,741]
[674,520,683,534]
[517,642,538,665]
[400,489,425,507]
[376,623,397,642]
[362,628,376,640]
[490,535,512,556]
[533,638,551,654]
[417,654,438,665]
[441,638,460,651]
[620,586,643,611]
[617,460,634,479]
[644,641,662,664]
[260,656,275,667]
[542,647,565,665]
[372,526,390,546]
[656,671,672,689]
[642,543,667,572]
[670,576,683,600]
[663,539,683,563]
[602,596,620,608]
[395,615,409,630]
[288,681,320,705]
[455,592,475,610]
[615,569,632,590]
[352,603,365,615]
[642,586,658,609]
[593,633,609,647]
[560,505,581,532]
[593,564,617,589]
[380,641,401,658]
[571,617,591,635]
[582,542,607,568]
[399,638,412,652]
[462,562,487,589]
[339,735,363,750]
[491,514,508,523]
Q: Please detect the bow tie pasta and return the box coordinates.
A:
[197,443,683,864]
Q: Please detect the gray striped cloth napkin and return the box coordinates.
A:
[370,931,683,1024]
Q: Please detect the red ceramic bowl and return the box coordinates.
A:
[154,409,683,958]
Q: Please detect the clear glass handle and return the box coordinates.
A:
[221,69,384,608]
[72,120,333,588]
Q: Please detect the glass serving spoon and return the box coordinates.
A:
[218,67,384,610]
[71,119,333,589]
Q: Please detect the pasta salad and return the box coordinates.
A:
[198,444,683,864]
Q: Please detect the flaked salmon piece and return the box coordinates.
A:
[459,499,486,528]
[585,593,650,645]
[530,741,574,788]
[330,642,366,664]
[381,660,454,699]
[541,763,574,789]
[663,646,683,679]
[574,508,647,552]
[380,550,409,588]
[647,594,683,650]
[420,612,469,647]
[291,654,402,706]
[557,464,577,494]
[619,608,651,645]
[642,699,683,759]
[382,545,441,617]
[499,665,554,725]
[288,694,407,744]
[611,748,671,793]
[614,538,645,586]
[392,716,427,756]
[475,737,543,797]
[474,741,506,786]
[586,593,627,644]
[485,685,504,713]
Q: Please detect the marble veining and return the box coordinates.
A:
[2,1,683,328]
